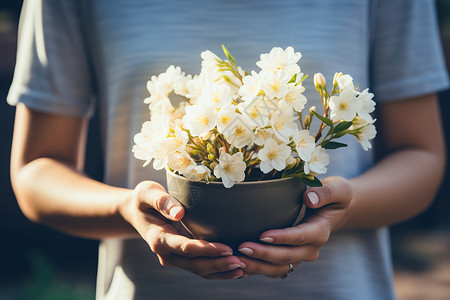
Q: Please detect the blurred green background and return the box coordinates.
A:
[0,1,449,299]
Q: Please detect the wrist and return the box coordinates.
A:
[114,187,140,238]
[335,179,355,230]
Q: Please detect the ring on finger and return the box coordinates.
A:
[280,263,294,280]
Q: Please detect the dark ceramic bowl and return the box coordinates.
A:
[166,169,307,249]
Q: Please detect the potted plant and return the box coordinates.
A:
[133,46,376,248]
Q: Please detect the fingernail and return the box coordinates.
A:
[308,192,319,206]
[228,264,241,270]
[220,251,233,256]
[240,262,247,269]
[260,237,274,243]
[233,274,244,279]
[169,206,182,218]
[238,247,254,256]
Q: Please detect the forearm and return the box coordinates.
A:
[343,147,445,229]
[12,156,138,239]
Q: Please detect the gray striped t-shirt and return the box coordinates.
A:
[8,0,449,299]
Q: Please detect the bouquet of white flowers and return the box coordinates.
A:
[133,46,376,188]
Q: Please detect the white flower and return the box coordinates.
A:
[168,151,196,174]
[237,96,272,128]
[182,104,217,137]
[221,116,254,149]
[132,143,152,167]
[165,125,188,153]
[216,104,238,132]
[214,152,246,188]
[351,118,377,151]
[304,146,329,175]
[294,130,316,161]
[282,84,307,112]
[257,138,292,173]
[197,82,232,109]
[133,121,171,167]
[149,139,172,170]
[168,103,187,128]
[200,50,241,96]
[256,46,301,77]
[146,65,182,96]
[185,74,206,102]
[253,128,274,146]
[336,74,354,91]
[184,164,211,181]
[238,71,262,102]
[260,70,291,100]
[174,73,192,97]
[145,66,185,112]
[132,124,155,166]
[270,104,298,142]
[201,50,222,75]
[133,121,154,145]
[329,88,361,122]
[356,88,375,122]
[145,95,174,120]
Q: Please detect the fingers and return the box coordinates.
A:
[135,181,185,221]
[239,256,295,278]
[303,176,352,209]
[259,218,330,246]
[145,222,246,279]
[167,254,245,279]
[146,222,233,258]
[238,242,319,265]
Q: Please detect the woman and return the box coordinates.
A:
[8,0,448,299]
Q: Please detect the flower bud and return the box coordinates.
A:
[333,72,343,88]
[192,149,200,156]
[203,131,213,140]
[206,143,214,153]
[314,73,326,90]
[210,162,218,170]
[208,153,215,161]
[309,106,316,119]
[304,115,311,128]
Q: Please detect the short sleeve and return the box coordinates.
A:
[370,0,449,102]
[7,0,94,117]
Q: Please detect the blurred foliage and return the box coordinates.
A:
[16,253,94,300]
[437,0,450,40]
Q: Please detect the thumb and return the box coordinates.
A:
[303,176,352,209]
[135,181,185,221]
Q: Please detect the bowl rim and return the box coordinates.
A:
[166,166,299,185]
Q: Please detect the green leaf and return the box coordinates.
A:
[323,141,348,149]
[292,174,323,187]
[300,74,309,82]
[288,73,297,84]
[312,111,333,127]
[334,121,352,133]
[222,44,236,65]
[332,131,348,139]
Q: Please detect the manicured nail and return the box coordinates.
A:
[234,274,244,279]
[220,251,233,256]
[240,262,247,269]
[308,192,319,206]
[169,206,182,218]
[238,247,254,256]
[228,264,241,270]
[260,237,274,243]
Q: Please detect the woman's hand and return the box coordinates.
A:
[237,176,352,278]
[119,180,245,280]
